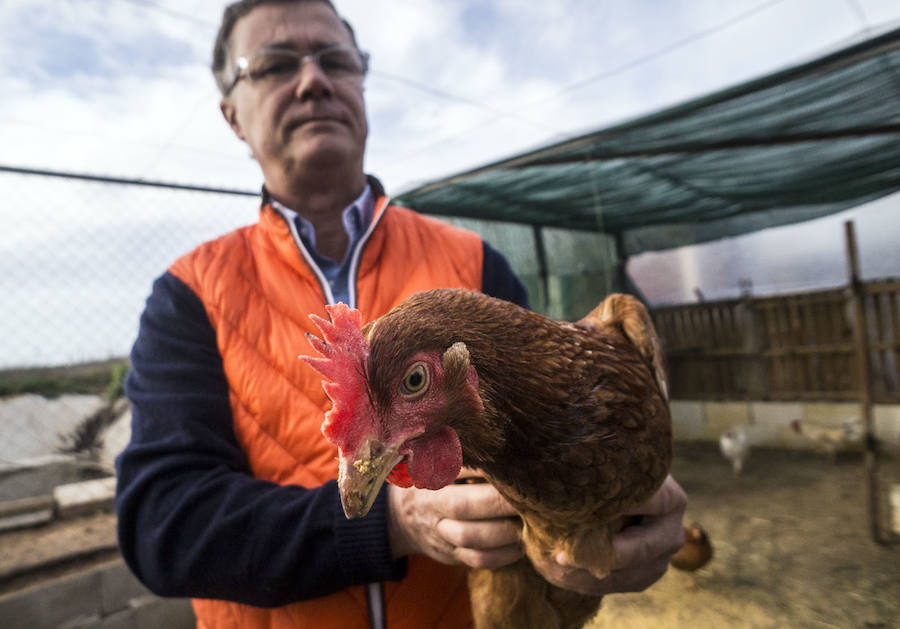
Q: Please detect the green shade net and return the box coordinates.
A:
[396,25,900,262]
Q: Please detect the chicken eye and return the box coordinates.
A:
[400,363,428,397]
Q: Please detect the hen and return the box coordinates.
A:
[719,425,750,475]
[669,522,713,571]
[301,288,672,629]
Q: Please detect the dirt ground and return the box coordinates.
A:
[588,443,900,629]
[0,511,117,589]
[2,443,898,628]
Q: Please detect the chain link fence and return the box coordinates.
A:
[1,165,897,599]
[0,167,626,587]
[0,169,629,603]
[0,166,622,468]
[0,167,266,595]
[0,167,257,473]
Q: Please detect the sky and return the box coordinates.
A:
[4,0,900,190]
[1,0,899,367]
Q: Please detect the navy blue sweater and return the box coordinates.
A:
[115,240,528,607]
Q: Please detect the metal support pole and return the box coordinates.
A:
[844,220,883,544]
[532,225,550,314]
[610,232,627,295]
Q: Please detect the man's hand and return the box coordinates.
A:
[387,470,524,570]
[531,474,688,596]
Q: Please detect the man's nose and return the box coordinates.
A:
[294,59,332,100]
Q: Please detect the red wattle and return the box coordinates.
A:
[387,461,413,487]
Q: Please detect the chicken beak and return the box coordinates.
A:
[338,439,403,519]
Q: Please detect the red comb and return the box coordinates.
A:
[300,303,373,452]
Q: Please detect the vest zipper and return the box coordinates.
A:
[366,582,386,629]
[275,196,391,308]
[275,198,391,629]
[347,195,390,309]
[276,206,338,305]
[349,196,391,629]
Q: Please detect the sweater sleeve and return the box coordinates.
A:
[481,240,530,308]
[115,271,405,607]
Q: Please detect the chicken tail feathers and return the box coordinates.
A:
[580,293,669,401]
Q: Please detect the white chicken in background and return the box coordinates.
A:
[790,418,862,458]
[720,425,750,475]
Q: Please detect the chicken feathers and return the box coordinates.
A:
[301,289,672,629]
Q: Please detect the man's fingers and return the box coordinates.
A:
[595,556,671,596]
[624,475,687,517]
[535,475,689,596]
[612,513,686,570]
[613,476,687,570]
[454,543,524,570]
[436,517,521,550]
[443,483,519,520]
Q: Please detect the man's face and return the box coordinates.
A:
[221,2,368,183]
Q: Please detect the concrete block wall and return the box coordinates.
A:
[54,477,117,519]
[671,400,900,453]
[0,559,194,629]
[1,473,117,534]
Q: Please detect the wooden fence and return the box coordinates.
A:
[651,278,900,403]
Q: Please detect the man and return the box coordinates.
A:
[115,1,688,627]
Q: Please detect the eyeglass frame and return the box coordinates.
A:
[224,43,370,96]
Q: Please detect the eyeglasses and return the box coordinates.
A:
[225,44,369,95]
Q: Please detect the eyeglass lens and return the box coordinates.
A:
[245,47,364,85]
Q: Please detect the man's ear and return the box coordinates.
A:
[220,98,246,141]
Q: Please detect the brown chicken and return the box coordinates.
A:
[301,288,672,629]
[669,522,713,571]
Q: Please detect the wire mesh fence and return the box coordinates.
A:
[1,166,896,567]
[0,166,622,469]
[0,168,259,475]
[1,168,257,370]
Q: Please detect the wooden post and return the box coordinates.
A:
[739,296,767,399]
[844,220,882,544]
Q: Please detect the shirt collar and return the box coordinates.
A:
[343,183,375,243]
[270,183,375,250]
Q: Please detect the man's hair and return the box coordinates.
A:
[212,0,363,95]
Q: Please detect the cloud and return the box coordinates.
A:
[4,0,898,191]
[1,0,899,366]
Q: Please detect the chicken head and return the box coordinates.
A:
[300,303,483,518]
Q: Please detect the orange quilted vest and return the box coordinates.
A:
[169,197,483,628]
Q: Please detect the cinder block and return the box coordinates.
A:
[802,402,859,428]
[890,484,900,536]
[0,455,107,503]
[100,559,150,616]
[54,476,116,519]
[750,401,804,427]
[99,608,137,629]
[703,402,751,441]
[0,568,101,629]
[744,422,784,447]
[59,614,101,629]
[0,494,55,532]
[131,595,195,629]
[670,400,704,441]
[874,405,900,450]
[750,402,807,447]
